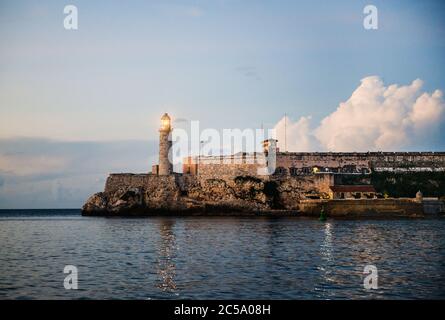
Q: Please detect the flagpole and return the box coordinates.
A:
[284,113,287,152]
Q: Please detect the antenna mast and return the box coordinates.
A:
[284,113,287,152]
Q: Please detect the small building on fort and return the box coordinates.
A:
[329,185,376,200]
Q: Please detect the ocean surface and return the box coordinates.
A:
[0,209,444,300]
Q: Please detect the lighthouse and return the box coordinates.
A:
[158,113,173,175]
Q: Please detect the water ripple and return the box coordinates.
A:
[0,211,444,299]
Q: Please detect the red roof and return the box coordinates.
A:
[330,185,376,192]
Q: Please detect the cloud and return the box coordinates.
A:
[274,76,445,152]
[236,66,261,80]
[0,154,68,176]
[274,116,319,152]
[0,138,157,208]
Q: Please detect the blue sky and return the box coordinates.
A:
[0,0,444,208]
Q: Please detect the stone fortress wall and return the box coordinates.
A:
[105,173,197,195]
[276,152,445,174]
[186,152,445,177]
[183,153,265,178]
[105,151,445,205]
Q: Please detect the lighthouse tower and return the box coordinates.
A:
[158,113,173,175]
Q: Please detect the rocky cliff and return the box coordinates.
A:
[82,173,330,216]
[82,173,427,217]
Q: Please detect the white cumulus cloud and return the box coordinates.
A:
[274,116,319,152]
[274,76,445,152]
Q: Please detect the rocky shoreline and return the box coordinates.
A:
[81,173,426,218]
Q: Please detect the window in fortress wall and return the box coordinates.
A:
[274,167,287,175]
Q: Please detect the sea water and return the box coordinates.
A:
[0,209,444,299]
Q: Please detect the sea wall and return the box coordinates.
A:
[297,199,424,218]
[423,199,445,214]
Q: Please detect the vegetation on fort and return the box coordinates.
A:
[340,172,445,198]
[372,172,445,198]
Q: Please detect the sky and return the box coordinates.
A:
[0,0,444,208]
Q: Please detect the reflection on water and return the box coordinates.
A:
[156,220,177,293]
[319,222,334,284]
[0,210,444,299]
[321,222,334,263]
